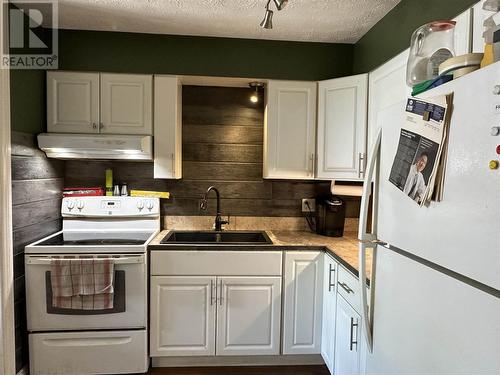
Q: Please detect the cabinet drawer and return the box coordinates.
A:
[29,330,148,375]
[337,265,361,312]
[151,251,282,276]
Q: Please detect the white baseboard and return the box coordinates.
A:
[152,354,325,368]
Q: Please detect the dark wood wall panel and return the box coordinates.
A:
[12,178,63,205]
[183,143,263,163]
[183,162,263,181]
[65,86,360,219]
[12,198,62,229]
[11,131,64,373]
[183,125,263,144]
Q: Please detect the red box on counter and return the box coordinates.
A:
[63,187,104,197]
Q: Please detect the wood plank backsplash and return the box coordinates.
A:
[11,131,64,372]
[65,86,361,218]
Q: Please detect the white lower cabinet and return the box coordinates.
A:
[216,277,282,356]
[150,276,216,357]
[150,274,281,357]
[321,255,338,373]
[334,295,363,375]
[283,251,323,354]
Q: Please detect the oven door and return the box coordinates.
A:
[25,254,146,331]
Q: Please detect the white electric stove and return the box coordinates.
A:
[25,196,160,375]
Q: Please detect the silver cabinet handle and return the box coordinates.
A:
[210,279,215,306]
[99,122,104,130]
[338,282,354,294]
[219,279,223,306]
[92,122,97,130]
[171,153,175,175]
[358,153,365,178]
[328,264,335,292]
[350,317,358,351]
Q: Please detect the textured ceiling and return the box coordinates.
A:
[50,0,401,43]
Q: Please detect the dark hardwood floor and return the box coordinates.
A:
[146,365,329,375]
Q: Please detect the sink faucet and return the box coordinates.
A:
[200,186,229,231]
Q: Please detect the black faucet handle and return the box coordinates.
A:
[222,214,230,225]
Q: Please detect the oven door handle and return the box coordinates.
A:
[26,255,145,265]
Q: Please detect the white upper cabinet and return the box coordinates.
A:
[47,71,153,136]
[153,76,182,179]
[47,71,99,134]
[472,1,492,53]
[100,73,153,135]
[317,74,368,181]
[216,277,281,356]
[282,251,323,355]
[264,80,317,180]
[453,8,473,56]
[150,276,216,357]
[367,50,411,161]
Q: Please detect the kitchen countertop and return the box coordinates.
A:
[148,230,371,279]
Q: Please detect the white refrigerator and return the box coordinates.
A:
[357,62,500,375]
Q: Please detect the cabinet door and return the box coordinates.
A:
[368,50,411,161]
[472,1,492,53]
[153,76,182,179]
[100,73,152,135]
[283,251,323,354]
[453,8,473,56]
[47,71,99,133]
[321,255,338,374]
[216,276,281,356]
[150,276,216,357]
[334,295,362,375]
[317,74,368,181]
[265,80,317,179]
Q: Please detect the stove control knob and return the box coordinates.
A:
[77,200,84,210]
[66,200,75,210]
[492,126,500,136]
[494,85,500,95]
[137,200,145,210]
[146,200,154,210]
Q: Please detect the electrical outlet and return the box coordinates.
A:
[301,198,316,213]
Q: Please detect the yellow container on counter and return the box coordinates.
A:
[105,169,113,196]
[130,190,170,199]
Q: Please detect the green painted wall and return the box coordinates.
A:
[10,0,480,134]
[10,30,353,134]
[58,30,353,81]
[10,70,46,134]
[353,0,478,73]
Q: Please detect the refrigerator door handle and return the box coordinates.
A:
[359,242,373,353]
[358,128,382,242]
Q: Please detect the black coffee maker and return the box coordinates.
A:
[315,196,346,237]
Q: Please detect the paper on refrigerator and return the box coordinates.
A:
[388,94,453,206]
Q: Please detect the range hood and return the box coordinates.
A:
[37,133,153,160]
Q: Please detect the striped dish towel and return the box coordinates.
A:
[50,257,115,310]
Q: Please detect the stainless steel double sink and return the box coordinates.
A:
[160,231,272,245]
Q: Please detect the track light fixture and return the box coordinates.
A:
[249,82,265,103]
[260,0,288,29]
